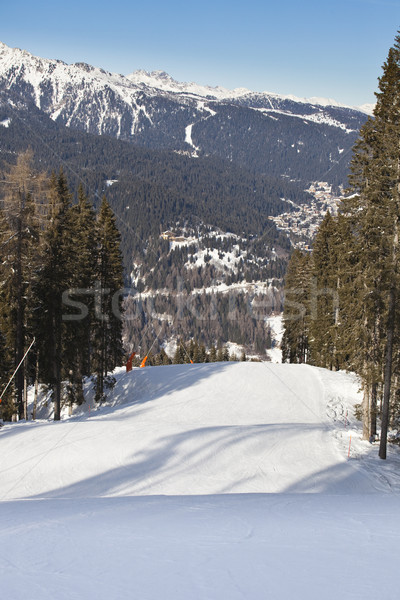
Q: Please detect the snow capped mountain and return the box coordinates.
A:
[0,41,368,186]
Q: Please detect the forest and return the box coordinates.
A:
[0,152,124,421]
[281,32,400,460]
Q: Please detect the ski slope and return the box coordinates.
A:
[1,362,400,599]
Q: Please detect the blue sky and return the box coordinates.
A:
[2,0,400,107]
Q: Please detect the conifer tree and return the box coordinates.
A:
[342,32,400,458]
[34,169,73,420]
[281,249,312,363]
[63,184,98,407]
[0,150,45,418]
[308,212,340,370]
[92,196,124,401]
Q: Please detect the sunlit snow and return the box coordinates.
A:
[1,362,399,599]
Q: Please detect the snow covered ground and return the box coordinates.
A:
[1,362,400,599]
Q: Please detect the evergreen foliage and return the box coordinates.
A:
[281,249,312,364]
[282,31,400,458]
[0,156,125,421]
[0,150,45,418]
[92,196,125,402]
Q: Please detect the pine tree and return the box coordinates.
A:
[62,185,98,408]
[92,196,124,401]
[281,249,313,363]
[343,32,400,457]
[34,170,73,420]
[308,212,340,370]
[0,150,45,419]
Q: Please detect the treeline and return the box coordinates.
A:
[0,151,124,421]
[192,103,363,189]
[123,290,278,359]
[138,235,288,293]
[281,32,400,459]
[134,339,247,367]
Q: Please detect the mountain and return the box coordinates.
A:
[0,42,369,358]
[0,41,368,189]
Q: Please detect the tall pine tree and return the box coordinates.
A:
[0,150,45,419]
[92,196,124,401]
[343,33,400,458]
[34,170,73,420]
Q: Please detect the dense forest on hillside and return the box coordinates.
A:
[0,153,124,421]
[0,92,307,272]
[192,103,361,187]
[281,32,400,460]
[0,92,295,362]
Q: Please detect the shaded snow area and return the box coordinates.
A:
[1,362,400,599]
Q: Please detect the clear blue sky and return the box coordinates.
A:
[2,0,400,107]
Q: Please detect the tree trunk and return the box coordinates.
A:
[52,309,61,421]
[16,214,24,419]
[379,285,396,459]
[370,381,377,438]
[32,354,39,421]
[23,356,28,420]
[362,386,371,440]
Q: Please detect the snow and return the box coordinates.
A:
[1,362,400,599]
[0,40,371,136]
[255,106,357,132]
[188,246,242,272]
[266,313,284,363]
[184,123,199,153]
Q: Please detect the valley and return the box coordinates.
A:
[0,41,367,359]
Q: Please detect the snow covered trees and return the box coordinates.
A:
[0,156,124,421]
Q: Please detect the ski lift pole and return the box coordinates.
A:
[140,325,163,368]
[180,339,193,364]
[0,337,36,403]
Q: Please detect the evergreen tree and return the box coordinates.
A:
[343,32,400,458]
[308,212,340,370]
[34,170,73,420]
[281,250,313,363]
[63,184,98,407]
[0,150,45,418]
[92,196,124,401]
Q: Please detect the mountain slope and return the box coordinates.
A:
[0,41,369,356]
[1,362,397,499]
[1,362,400,600]
[0,41,368,187]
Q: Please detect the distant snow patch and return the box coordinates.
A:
[185,124,200,154]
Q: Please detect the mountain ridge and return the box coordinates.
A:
[0,40,374,114]
[0,40,368,189]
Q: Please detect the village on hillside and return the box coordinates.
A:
[268,181,342,250]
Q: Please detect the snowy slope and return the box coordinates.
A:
[0,41,368,187]
[0,40,368,139]
[1,362,399,600]
[0,362,393,500]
